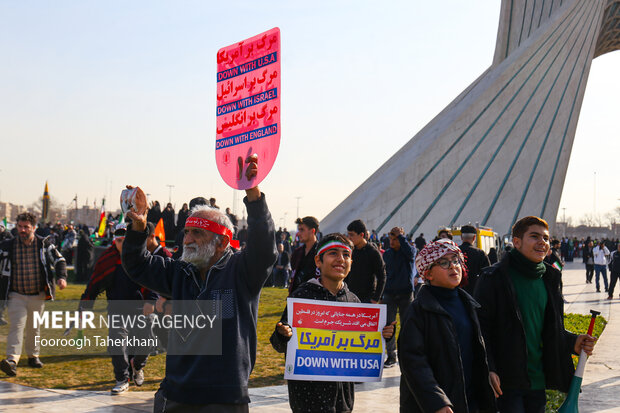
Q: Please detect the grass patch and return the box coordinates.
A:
[0,284,290,391]
[545,313,607,412]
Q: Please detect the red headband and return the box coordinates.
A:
[185,217,233,241]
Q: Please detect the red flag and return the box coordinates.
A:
[155,218,166,247]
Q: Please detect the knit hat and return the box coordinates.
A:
[415,238,465,278]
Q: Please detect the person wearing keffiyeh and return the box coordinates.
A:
[399,238,496,413]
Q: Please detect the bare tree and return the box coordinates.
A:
[579,213,595,227]
[28,196,64,223]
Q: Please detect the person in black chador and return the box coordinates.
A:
[146,200,161,225]
[161,202,176,242]
[583,238,594,284]
[76,227,94,282]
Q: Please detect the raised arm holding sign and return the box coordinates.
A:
[120,152,276,409]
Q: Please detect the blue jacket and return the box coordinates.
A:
[382,235,414,295]
[121,194,277,405]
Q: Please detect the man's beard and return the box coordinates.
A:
[181,239,218,270]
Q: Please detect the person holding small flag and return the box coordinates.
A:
[474,216,596,413]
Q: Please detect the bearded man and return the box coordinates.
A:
[121,155,277,412]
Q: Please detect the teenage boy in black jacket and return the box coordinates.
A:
[474,216,596,413]
[270,234,395,413]
[345,219,386,304]
[399,239,496,413]
[122,155,278,412]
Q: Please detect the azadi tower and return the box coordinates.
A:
[321,0,620,238]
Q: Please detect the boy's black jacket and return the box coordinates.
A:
[398,285,496,413]
[474,255,577,393]
[271,279,359,413]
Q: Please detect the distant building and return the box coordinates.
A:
[0,202,27,222]
[556,222,619,240]
[67,206,102,228]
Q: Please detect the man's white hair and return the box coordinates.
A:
[462,233,476,241]
[189,205,234,242]
[180,205,234,269]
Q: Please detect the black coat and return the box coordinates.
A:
[161,207,176,241]
[176,208,189,230]
[474,256,578,393]
[345,242,386,303]
[582,246,594,264]
[76,230,95,282]
[398,286,495,413]
[459,242,491,295]
[288,242,318,294]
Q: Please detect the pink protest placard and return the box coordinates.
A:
[216,27,280,190]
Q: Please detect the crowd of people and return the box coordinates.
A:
[0,171,610,412]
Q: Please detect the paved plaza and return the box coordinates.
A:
[0,262,618,412]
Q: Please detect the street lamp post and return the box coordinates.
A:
[295,197,302,218]
[166,185,175,205]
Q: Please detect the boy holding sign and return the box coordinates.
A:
[270,234,395,413]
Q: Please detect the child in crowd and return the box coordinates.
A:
[398,239,496,413]
[270,233,395,413]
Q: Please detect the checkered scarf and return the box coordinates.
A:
[415,239,465,278]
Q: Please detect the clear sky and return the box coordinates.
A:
[1,1,618,230]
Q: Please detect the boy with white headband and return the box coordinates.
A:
[270,233,395,413]
[398,239,496,413]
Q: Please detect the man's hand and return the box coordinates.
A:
[244,154,260,202]
[575,334,596,355]
[57,278,67,290]
[489,371,502,398]
[143,302,155,316]
[276,322,292,338]
[382,321,396,339]
[435,407,454,413]
[155,296,167,313]
[125,185,148,232]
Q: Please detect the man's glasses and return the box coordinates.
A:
[433,258,461,269]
